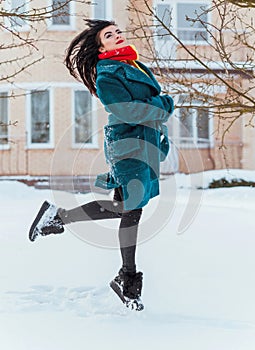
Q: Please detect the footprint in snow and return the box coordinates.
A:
[1,285,129,317]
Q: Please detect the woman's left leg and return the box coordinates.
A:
[114,207,143,302]
[118,208,142,274]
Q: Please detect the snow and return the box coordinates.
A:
[1,169,255,349]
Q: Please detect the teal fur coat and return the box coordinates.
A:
[95,59,174,210]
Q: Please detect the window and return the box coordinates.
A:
[52,0,70,25]
[156,4,172,42]
[0,93,9,146]
[28,90,53,147]
[48,0,75,30]
[177,3,208,42]
[178,103,211,148]
[92,0,112,20]
[5,0,29,31]
[155,0,209,44]
[73,90,94,146]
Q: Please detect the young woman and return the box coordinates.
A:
[28,19,174,311]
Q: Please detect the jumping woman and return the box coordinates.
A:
[28,19,174,311]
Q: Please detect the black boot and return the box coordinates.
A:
[110,269,144,311]
[122,270,143,300]
[29,201,64,242]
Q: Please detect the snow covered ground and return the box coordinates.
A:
[1,169,255,350]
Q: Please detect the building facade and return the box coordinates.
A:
[0,0,254,181]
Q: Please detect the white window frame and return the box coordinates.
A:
[0,91,10,150]
[72,89,98,149]
[26,88,54,149]
[4,0,30,32]
[154,0,211,51]
[47,0,75,31]
[92,0,113,20]
[177,101,213,149]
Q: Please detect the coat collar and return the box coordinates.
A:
[96,60,161,94]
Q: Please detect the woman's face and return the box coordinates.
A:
[98,25,127,53]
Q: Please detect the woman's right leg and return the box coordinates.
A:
[29,188,123,241]
[57,187,123,224]
[58,200,121,224]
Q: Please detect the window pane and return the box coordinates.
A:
[177,29,207,41]
[179,108,195,140]
[177,3,206,29]
[197,109,209,141]
[74,91,92,144]
[31,90,50,144]
[10,0,27,28]
[156,4,172,40]
[93,0,106,20]
[177,3,208,41]
[0,92,8,145]
[52,0,70,25]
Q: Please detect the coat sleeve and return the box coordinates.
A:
[96,73,174,124]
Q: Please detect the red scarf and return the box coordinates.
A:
[98,45,138,61]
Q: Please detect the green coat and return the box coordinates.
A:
[95,59,174,210]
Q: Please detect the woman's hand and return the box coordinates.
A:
[97,73,174,124]
[159,95,175,115]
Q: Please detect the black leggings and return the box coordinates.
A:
[58,188,142,274]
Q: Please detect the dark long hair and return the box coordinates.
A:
[65,19,116,96]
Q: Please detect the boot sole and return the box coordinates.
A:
[29,201,51,242]
[110,279,126,304]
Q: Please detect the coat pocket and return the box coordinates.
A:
[104,124,143,163]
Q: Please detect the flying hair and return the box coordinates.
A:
[65,19,116,96]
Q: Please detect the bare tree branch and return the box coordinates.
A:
[227,0,255,8]
[0,0,91,84]
[127,0,255,120]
